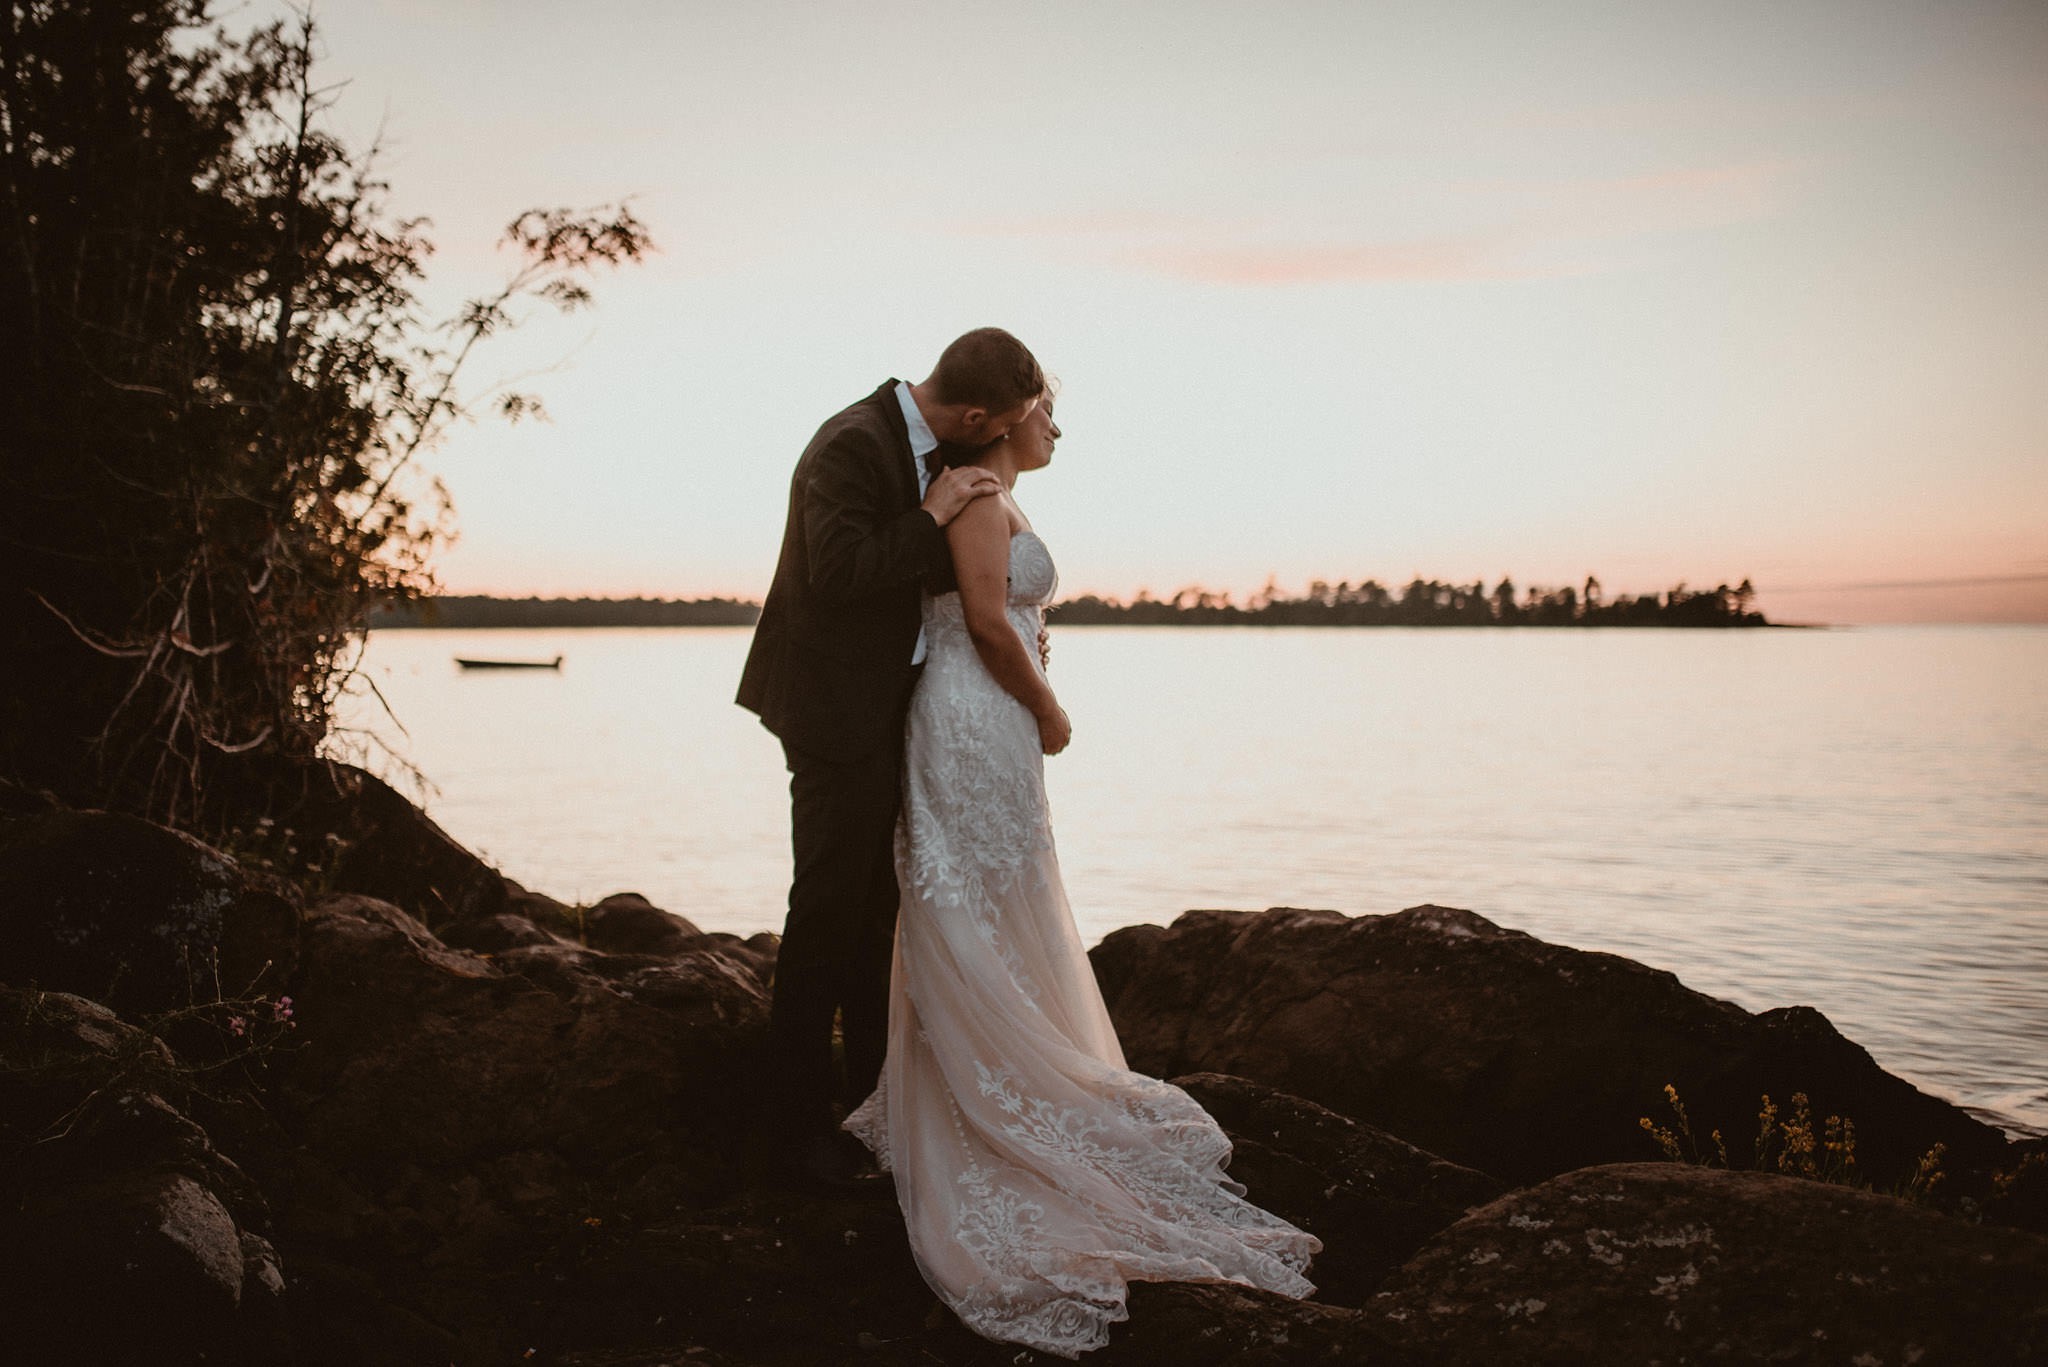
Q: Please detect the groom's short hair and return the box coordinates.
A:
[928,328,1044,413]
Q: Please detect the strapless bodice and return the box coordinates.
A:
[922,529,1057,648]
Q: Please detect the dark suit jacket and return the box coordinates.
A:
[736,380,951,762]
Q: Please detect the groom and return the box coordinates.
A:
[737,327,1045,1188]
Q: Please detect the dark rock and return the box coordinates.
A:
[437,908,568,953]
[237,890,774,1362]
[16,785,2036,1367]
[0,809,299,1014]
[105,1171,246,1297]
[505,874,582,933]
[489,936,610,996]
[614,953,772,1020]
[1368,1161,2048,1364]
[692,931,777,985]
[1092,905,2013,1187]
[1991,1136,2048,1233]
[0,985,172,1077]
[552,1350,743,1367]
[1175,1072,1506,1305]
[538,1188,934,1365]
[1097,1282,1404,1364]
[274,1250,463,1366]
[0,989,288,1365]
[743,930,780,978]
[211,753,508,929]
[12,1170,250,1361]
[534,1183,1405,1367]
[276,891,767,1184]
[583,892,704,955]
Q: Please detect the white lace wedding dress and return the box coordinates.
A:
[844,528,1321,1358]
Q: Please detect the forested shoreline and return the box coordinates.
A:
[368,595,761,628]
[368,575,1770,629]
[1051,575,1769,626]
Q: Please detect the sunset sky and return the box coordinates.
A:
[312,0,2047,624]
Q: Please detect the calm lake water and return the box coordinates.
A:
[334,625,2048,1137]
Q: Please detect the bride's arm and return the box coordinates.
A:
[948,494,1071,755]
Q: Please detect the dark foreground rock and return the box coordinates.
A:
[207,754,511,929]
[1369,1161,2048,1364]
[252,889,773,1365]
[1091,904,2016,1190]
[533,1143,1409,1366]
[0,989,289,1365]
[4,791,2042,1365]
[0,808,300,1016]
[277,890,767,1178]
[0,796,777,1365]
[1172,1072,1506,1306]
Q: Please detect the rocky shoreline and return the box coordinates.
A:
[2,761,2043,1365]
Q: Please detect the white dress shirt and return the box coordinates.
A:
[895,381,937,665]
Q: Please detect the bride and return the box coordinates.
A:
[844,393,1321,1357]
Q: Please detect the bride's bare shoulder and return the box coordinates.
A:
[948,487,1027,543]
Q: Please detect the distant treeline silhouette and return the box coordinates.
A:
[368,595,761,629]
[367,576,1766,630]
[1046,576,1767,627]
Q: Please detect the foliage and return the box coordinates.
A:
[211,814,352,896]
[1640,1083,1947,1202]
[1,973,297,1159]
[0,1,650,828]
[1049,575,1767,627]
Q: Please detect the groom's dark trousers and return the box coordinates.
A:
[774,717,910,1127]
[737,380,951,1135]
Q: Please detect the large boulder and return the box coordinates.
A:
[1091,905,2012,1187]
[275,891,769,1184]
[209,754,509,930]
[1368,1161,2048,1364]
[0,809,300,1016]
[252,890,775,1364]
[1173,1072,1506,1307]
[581,892,703,955]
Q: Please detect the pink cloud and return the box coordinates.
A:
[944,208,1534,284]
[941,159,1797,287]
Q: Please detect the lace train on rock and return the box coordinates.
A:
[844,530,1320,1358]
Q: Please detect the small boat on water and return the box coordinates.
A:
[456,654,564,671]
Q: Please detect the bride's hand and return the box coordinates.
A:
[1037,705,1072,756]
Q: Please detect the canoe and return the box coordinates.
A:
[455,654,564,670]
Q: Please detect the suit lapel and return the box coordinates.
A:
[873,378,918,509]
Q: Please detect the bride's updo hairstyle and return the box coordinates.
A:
[928,327,1045,416]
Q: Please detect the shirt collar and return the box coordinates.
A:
[895,380,939,457]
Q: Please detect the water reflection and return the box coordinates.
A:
[336,624,2048,1135]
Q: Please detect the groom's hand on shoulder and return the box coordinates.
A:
[922,466,1004,527]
